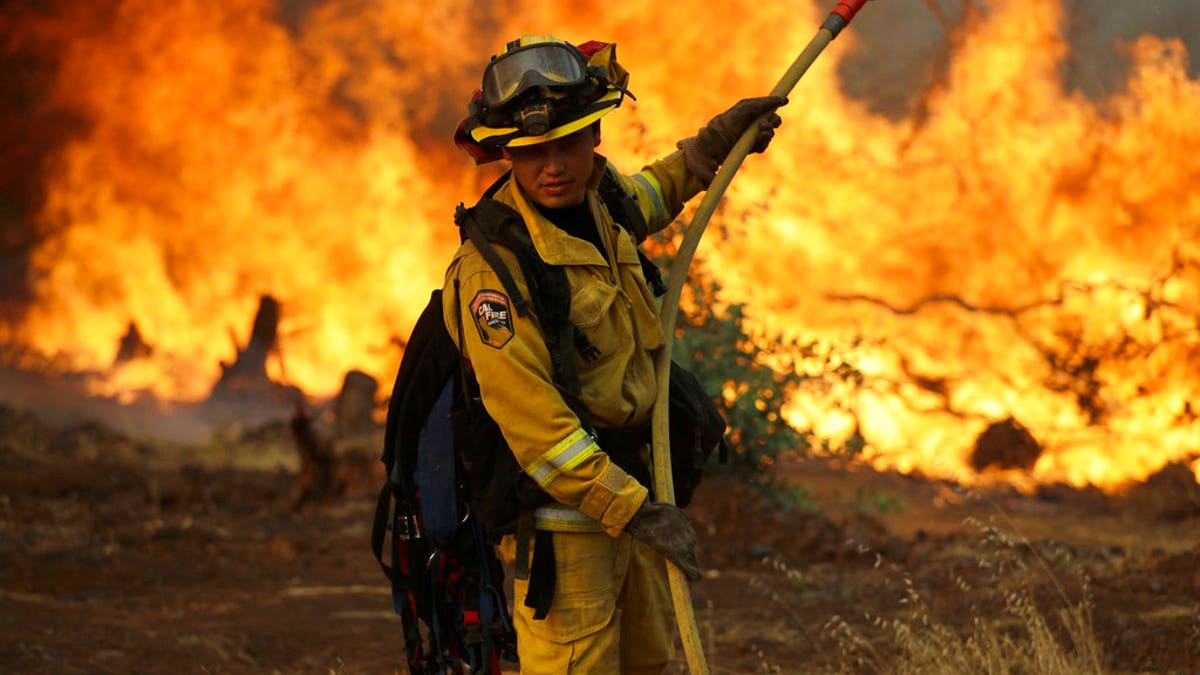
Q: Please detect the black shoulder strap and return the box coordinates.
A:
[597,167,650,242]
[494,215,596,435]
[455,202,532,318]
[596,168,667,296]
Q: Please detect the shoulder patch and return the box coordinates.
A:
[470,289,514,349]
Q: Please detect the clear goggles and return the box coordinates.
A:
[481,42,589,109]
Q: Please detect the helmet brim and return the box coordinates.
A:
[457,39,628,164]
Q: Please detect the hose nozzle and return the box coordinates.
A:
[822,0,871,37]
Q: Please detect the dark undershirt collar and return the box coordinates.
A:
[535,200,604,255]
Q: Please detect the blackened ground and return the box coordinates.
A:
[1,408,1198,674]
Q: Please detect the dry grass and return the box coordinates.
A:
[825,515,1105,674]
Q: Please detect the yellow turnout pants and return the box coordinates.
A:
[499,529,675,674]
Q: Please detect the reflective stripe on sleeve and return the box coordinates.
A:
[630,171,668,225]
[525,427,599,488]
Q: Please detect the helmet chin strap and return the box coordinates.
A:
[588,65,637,102]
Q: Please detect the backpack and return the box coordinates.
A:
[370,168,729,674]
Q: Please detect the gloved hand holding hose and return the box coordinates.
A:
[677,96,788,186]
[624,499,703,581]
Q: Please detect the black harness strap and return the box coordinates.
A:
[457,205,533,319]
[597,168,649,242]
[513,508,535,582]
[524,530,556,620]
[597,169,667,296]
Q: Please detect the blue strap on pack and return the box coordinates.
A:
[417,380,459,547]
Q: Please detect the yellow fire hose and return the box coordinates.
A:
[648,2,873,671]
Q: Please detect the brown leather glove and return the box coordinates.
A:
[677,95,787,186]
[624,499,702,581]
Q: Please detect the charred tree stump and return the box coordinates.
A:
[289,402,341,510]
[114,322,153,363]
[333,370,379,443]
[207,295,302,422]
[288,371,383,509]
[971,417,1042,472]
[332,369,384,488]
[213,294,280,392]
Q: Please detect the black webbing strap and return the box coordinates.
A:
[597,168,667,296]
[554,321,585,417]
[369,482,397,581]
[496,219,597,438]
[523,530,556,620]
[597,167,650,242]
[456,205,533,319]
[514,508,535,581]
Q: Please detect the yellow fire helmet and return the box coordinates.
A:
[455,35,634,164]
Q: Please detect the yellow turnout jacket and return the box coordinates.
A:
[443,150,702,536]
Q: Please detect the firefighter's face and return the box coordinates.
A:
[503,125,600,208]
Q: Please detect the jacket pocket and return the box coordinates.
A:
[567,276,621,361]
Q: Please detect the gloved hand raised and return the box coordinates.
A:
[624,499,702,581]
[677,96,787,186]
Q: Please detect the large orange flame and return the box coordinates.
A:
[2,0,1197,490]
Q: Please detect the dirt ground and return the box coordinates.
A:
[2,404,1199,674]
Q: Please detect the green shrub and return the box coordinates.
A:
[667,259,856,511]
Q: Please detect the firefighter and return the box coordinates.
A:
[445,34,785,673]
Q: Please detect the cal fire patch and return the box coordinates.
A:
[470,289,514,349]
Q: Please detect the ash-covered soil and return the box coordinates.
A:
[1,404,1198,674]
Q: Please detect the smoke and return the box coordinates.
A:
[0,5,88,317]
[839,0,1200,118]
